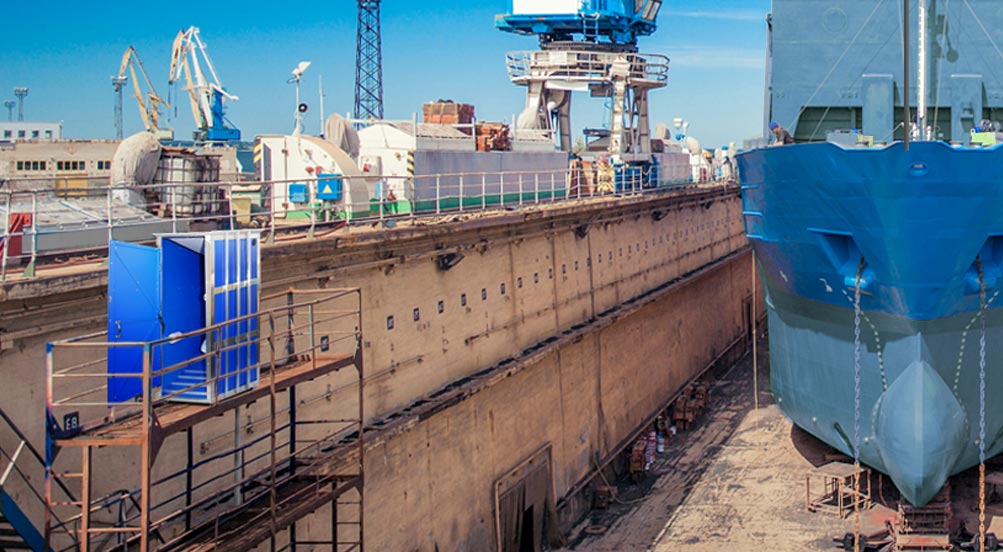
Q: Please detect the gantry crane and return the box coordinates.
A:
[169,26,240,142]
[115,46,174,140]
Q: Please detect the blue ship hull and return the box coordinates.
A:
[738,141,1003,506]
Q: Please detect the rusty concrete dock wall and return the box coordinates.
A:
[283,247,755,551]
[0,184,750,548]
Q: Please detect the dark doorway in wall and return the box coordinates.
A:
[496,446,557,552]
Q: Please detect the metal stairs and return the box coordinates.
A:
[0,512,32,550]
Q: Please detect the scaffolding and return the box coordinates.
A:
[44,288,365,551]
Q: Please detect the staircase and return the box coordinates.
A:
[1,408,76,552]
[0,511,32,550]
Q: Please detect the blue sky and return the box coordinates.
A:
[0,1,771,149]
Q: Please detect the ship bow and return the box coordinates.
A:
[876,361,968,506]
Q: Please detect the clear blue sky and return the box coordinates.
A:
[0,1,771,149]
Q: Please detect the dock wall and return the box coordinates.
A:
[0,184,751,550]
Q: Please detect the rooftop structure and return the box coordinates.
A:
[0,122,62,142]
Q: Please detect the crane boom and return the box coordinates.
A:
[116,46,173,140]
[169,26,240,142]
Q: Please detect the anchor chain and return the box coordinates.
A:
[977,256,988,552]
[853,257,865,552]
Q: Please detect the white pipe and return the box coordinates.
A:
[917,0,928,139]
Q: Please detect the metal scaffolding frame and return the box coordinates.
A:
[354,0,383,121]
[44,288,365,551]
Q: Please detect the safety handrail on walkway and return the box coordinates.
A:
[0,162,705,282]
[44,288,365,552]
[0,407,80,550]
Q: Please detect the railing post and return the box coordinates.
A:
[459,175,464,213]
[227,181,236,230]
[550,172,555,203]
[534,173,539,204]
[139,343,152,552]
[1,190,10,282]
[80,445,91,552]
[170,184,178,233]
[481,174,486,210]
[24,192,37,278]
[519,174,524,207]
[308,177,316,239]
[106,183,113,245]
[436,175,441,215]
[267,180,277,245]
[500,173,505,209]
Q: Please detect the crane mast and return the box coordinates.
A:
[169,26,241,142]
[115,46,173,140]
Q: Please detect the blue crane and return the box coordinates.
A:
[496,0,662,48]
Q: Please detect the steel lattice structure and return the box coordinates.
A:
[354,0,384,121]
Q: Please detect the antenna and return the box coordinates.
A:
[13,87,28,122]
[319,74,326,138]
[289,61,311,134]
[3,101,14,122]
[111,75,128,139]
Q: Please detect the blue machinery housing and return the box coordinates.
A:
[496,0,662,45]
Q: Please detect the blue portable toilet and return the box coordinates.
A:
[107,230,261,405]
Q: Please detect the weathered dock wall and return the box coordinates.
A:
[0,184,751,549]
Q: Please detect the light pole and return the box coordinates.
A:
[289,61,311,134]
[3,101,14,122]
[13,87,28,121]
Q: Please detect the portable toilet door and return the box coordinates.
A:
[107,241,163,404]
[159,230,261,403]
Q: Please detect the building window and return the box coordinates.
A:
[97,160,111,170]
[17,130,25,138]
[16,161,24,171]
[2,130,10,139]
[31,130,39,139]
[44,130,52,139]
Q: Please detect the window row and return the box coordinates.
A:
[16,160,47,171]
[56,160,86,171]
[2,129,54,139]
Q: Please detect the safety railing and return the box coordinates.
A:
[505,50,670,85]
[45,288,363,551]
[0,407,79,551]
[0,163,701,281]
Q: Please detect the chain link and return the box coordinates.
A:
[853,257,864,552]
[977,257,988,552]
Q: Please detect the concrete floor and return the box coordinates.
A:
[568,342,1003,551]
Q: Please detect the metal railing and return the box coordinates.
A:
[505,50,670,86]
[0,407,79,550]
[45,288,364,551]
[0,164,701,282]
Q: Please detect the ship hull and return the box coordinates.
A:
[738,141,1003,506]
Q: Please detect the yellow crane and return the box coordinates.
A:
[116,46,173,140]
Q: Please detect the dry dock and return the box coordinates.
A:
[568,339,1003,552]
[1,183,756,550]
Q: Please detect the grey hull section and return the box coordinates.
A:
[764,270,1003,506]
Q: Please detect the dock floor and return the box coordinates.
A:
[568,341,1003,551]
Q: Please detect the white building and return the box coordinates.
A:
[0,121,63,142]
